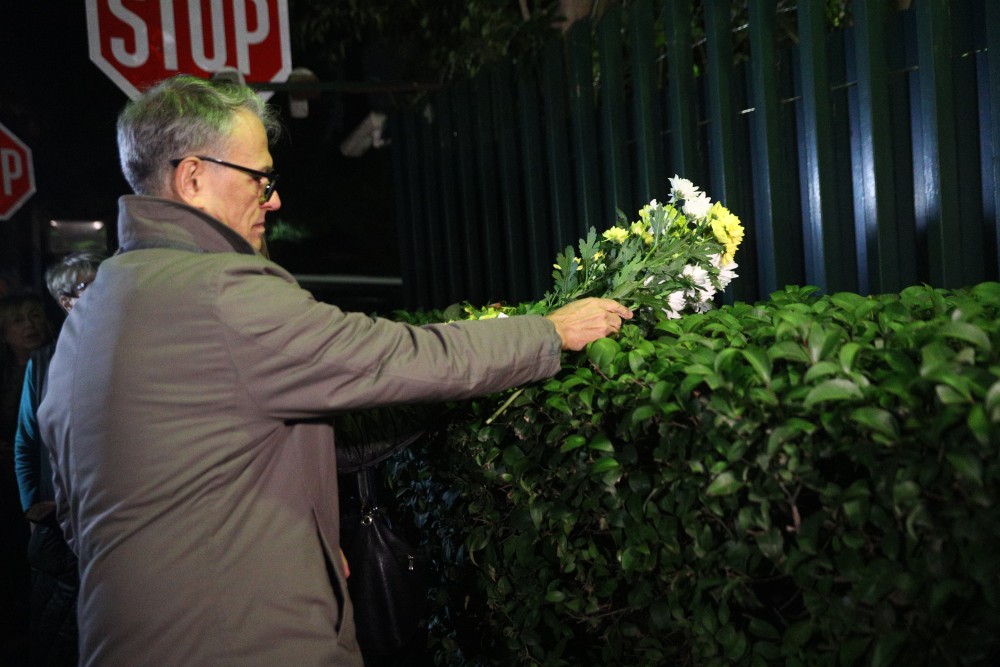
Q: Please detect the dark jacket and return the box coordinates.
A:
[15,342,55,512]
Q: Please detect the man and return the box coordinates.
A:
[38,74,631,667]
[14,252,101,667]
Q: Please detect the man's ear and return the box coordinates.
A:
[58,295,74,312]
[171,157,205,207]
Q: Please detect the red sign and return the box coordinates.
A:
[85,0,291,100]
[0,122,36,221]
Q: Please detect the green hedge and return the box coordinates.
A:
[387,283,1000,666]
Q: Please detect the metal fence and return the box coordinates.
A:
[391,0,1000,310]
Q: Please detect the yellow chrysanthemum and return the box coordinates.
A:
[629,221,654,245]
[592,250,605,262]
[708,202,744,264]
[602,226,629,244]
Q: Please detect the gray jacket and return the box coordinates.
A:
[38,195,562,667]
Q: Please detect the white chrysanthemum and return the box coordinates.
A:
[662,290,686,317]
[682,192,713,220]
[717,260,739,289]
[668,174,698,203]
[681,263,716,304]
[682,264,712,291]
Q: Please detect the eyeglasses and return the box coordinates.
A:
[64,280,92,299]
[170,155,279,203]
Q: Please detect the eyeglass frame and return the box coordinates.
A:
[63,279,93,299]
[169,155,279,203]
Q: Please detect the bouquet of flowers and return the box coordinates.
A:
[467,176,744,326]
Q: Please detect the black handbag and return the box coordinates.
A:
[345,464,430,657]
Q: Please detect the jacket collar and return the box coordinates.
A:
[117,195,257,256]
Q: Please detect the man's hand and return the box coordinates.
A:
[544,297,634,351]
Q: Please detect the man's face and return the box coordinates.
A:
[196,110,280,251]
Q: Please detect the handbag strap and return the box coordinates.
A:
[356,465,381,519]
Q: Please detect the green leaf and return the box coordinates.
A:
[706,471,742,496]
[849,407,899,440]
[936,321,991,351]
[467,527,490,555]
[946,452,983,485]
[986,380,1000,419]
[587,434,615,452]
[871,631,906,667]
[559,434,587,453]
[748,618,780,640]
[590,457,621,474]
[649,600,671,629]
[783,620,813,647]
[756,529,784,559]
[545,394,574,415]
[804,360,840,383]
[838,342,862,371]
[545,590,566,603]
[741,346,772,385]
[967,405,991,446]
[650,380,671,404]
[804,378,863,407]
[629,403,656,425]
[768,340,810,364]
[628,350,646,374]
[892,480,920,508]
[587,337,621,375]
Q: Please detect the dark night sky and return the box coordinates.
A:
[0,1,400,309]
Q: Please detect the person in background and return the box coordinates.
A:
[38,74,632,667]
[15,251,103,666]
[0,293,54,666]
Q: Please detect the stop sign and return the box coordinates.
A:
[0,122,36,221]
[85,0,292,100]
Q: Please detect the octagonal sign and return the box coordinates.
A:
[0,122,36,221]
[85,0,291,100]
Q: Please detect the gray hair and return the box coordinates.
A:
[45,251,104,301]
[116,74,282,196]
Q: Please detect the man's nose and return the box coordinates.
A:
[263,190,281,211]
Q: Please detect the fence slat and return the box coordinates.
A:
[417,96,447,307]
[391,111,422,307]
[517,75,552,298]
[541,40,577,255]
[988,0,1000,275]
[747,0,786,296]
[798,1,853,292]
[490,64,529,301]
[665,0,698,178]
[853,0,904,293]
[452,81,486,305]
[703,0,751,303]
[629,0,660,204]
[471,75,505,300]
[567,19,602,237]
[434,88,463,302]
[703,0,739,204]
[915,0,971,288]
[597,6,632,225]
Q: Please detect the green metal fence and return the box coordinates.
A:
[391,0,999,310]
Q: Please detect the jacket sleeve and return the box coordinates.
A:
[14,358,41,513]
[214,261,564,419]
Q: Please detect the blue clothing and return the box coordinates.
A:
[14,344,54,512]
